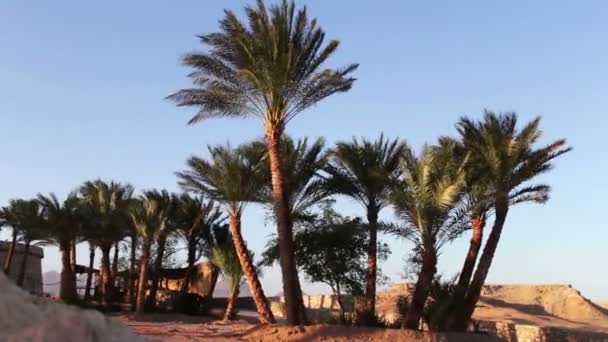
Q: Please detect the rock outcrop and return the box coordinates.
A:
[0,272,146,342]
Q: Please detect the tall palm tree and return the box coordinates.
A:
[144,189,175,310]
[249,136,329,321]
[167,1,357,324]
[325,135,407,318]
[426,137,495,330]
[177,144,275,324]
[129,192,171,316]
[209,237,245,321]
[390,145,466,329]
[79,179,134,308]
[37,193,82,302]
[451,112,571,330]
[174,194,224,298]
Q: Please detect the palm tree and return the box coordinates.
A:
[325,135,407,318]
[177,144,275,324]
[129,192,171,316]
[167,1,357,324]
[8,199,46,288]
[144,189,175,310]
[209,237,245,321]
[249,136,329,321]
[37,193,82,302]
[0,203,20,275]
[450,112,571,330]
[390,145,466,329]
[174,194,224,298]
[79,179,134,308]
[426,137,494,329]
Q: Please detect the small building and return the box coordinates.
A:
[157,262,218,298]
[0,241,44,295]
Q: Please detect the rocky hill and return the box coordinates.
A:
[376,283,608,333]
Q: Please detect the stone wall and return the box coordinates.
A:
[0,241,44,295]
[269,294,360,322]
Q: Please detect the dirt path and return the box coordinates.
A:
[120,315,498,342]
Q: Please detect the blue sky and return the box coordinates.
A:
[1,1,606,300]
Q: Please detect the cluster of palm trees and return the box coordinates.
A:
[0,0,571,332]
[164,0,570,330]
[0,182,240,318]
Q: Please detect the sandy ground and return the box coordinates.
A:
[119,314,498,341]
[121,284,607,341]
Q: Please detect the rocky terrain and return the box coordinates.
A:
[0,272,144,342]
[375,283,608,333]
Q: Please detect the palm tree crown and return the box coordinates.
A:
[79,179,134,246]
[167,0,358,131]
[129,191,172,241]
[37,193,82,245]
[177,144,265,214]
[391,145,466,251]
[457,111,571,203]
[326,134,407,212]
[3,199,46,242]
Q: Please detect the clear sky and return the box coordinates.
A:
[1,1,606,300]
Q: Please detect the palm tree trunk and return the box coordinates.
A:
[364,208,379,319]
[126,235,137,307]
[265,126,306,325]
[147,235,166,310]
[445,213,487,331]
[335,282,346,324]
[180,244,197,295]
[229,212,275,324]
[84,243,95,301]
[404,246,437,329]
[59,240,78,302]
[135,239,152,316]
[207,264,220,298]
[17,239,31,287]
[457,213,486,288]
[3,229,18,275]
[100,244,113,309]
[454,203,509,331]
[111,241,119,280]
[223,284,240,321]
[70,239,77,273]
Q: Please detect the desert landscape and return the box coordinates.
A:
[116,283,608,341]
[2,0,606,341]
